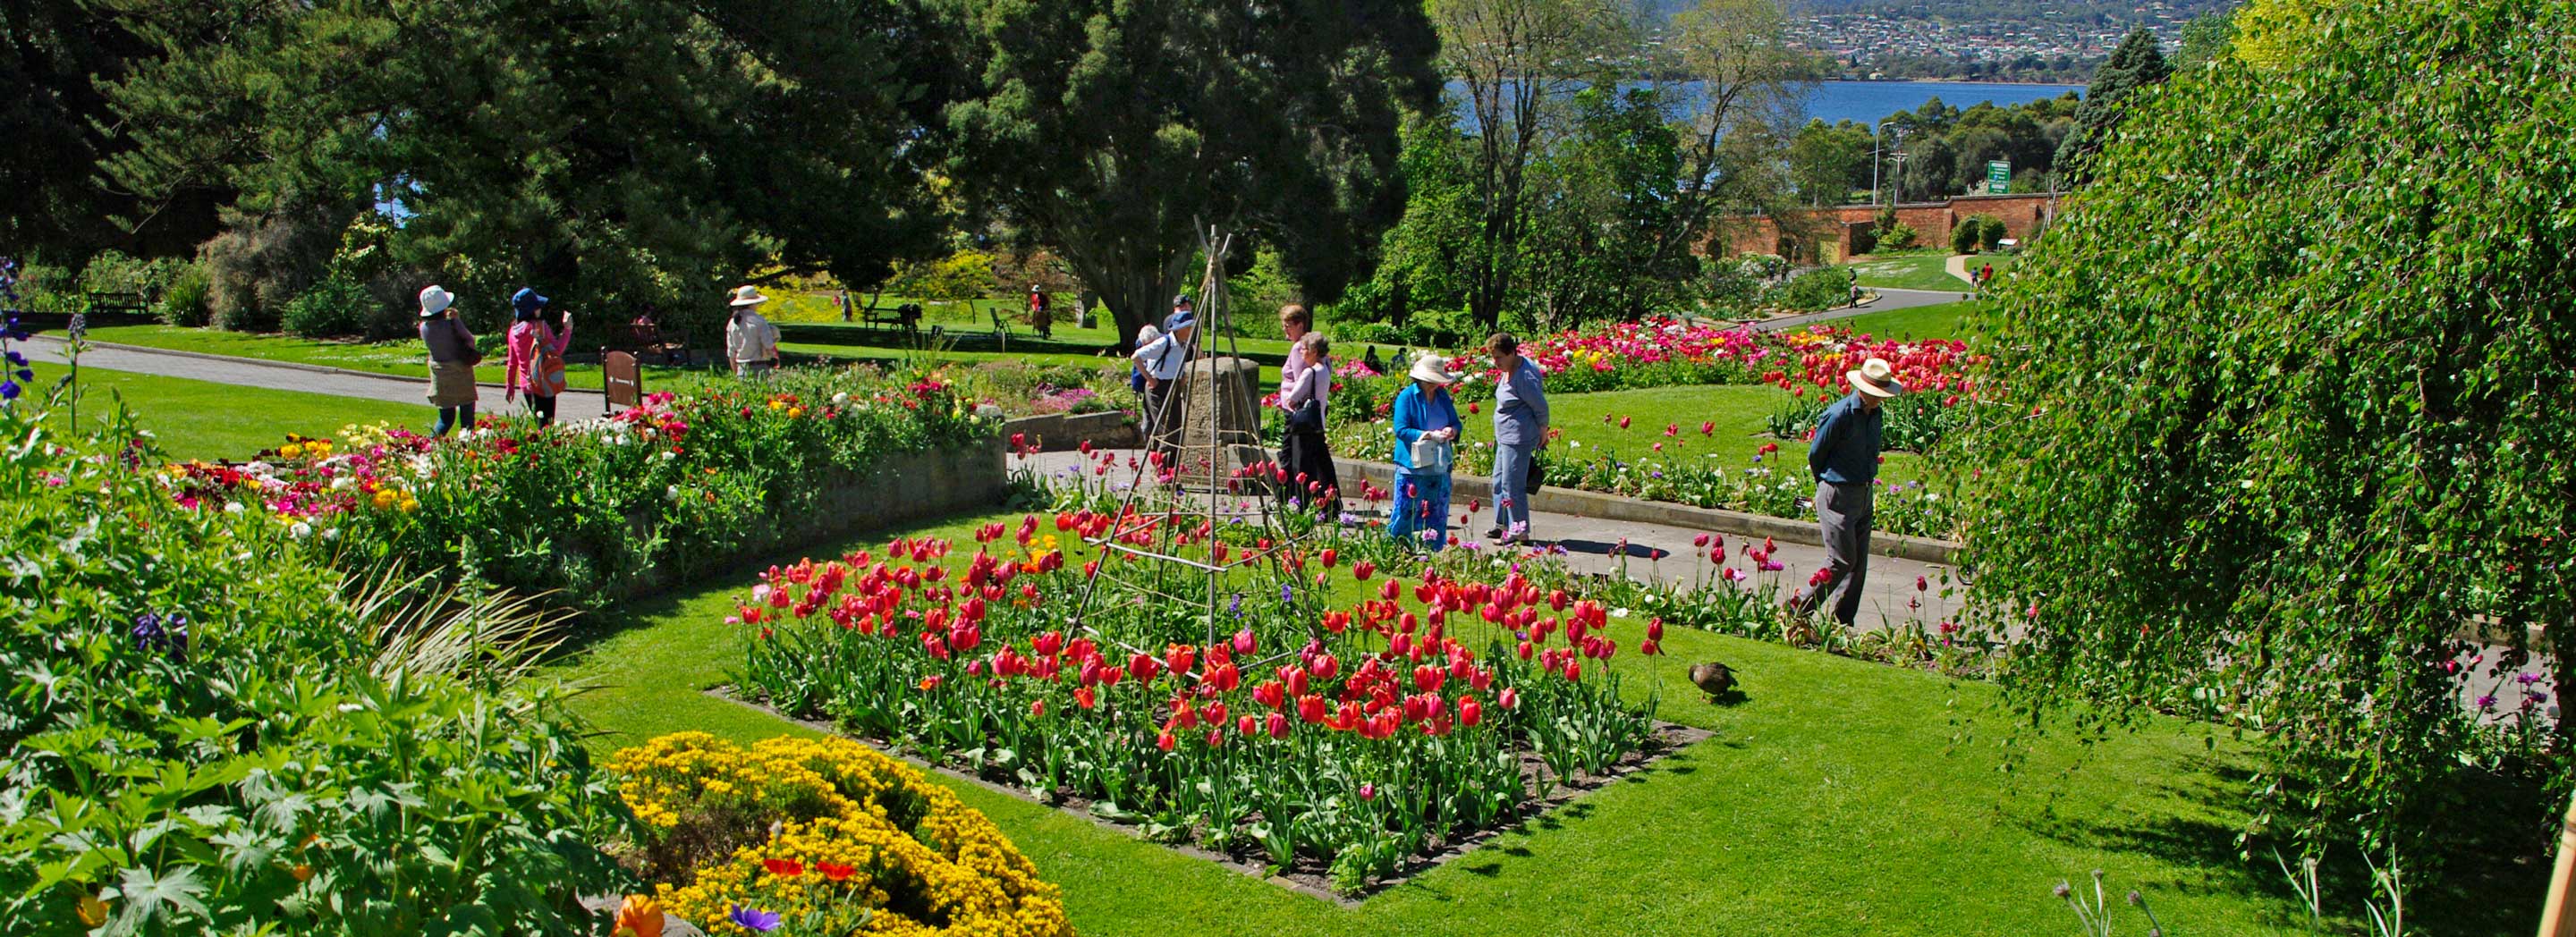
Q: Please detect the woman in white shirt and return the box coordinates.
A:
[724,285,782,376]
[1275,333,1341,517]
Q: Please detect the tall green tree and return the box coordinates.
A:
[1786,119,1873,207]
[2052,27,2173,185]
[929,0,1439,346]
[101,0,947,335]
[1970,0,2576,858]
[0,1,220,262]
[1435,0,1631,332]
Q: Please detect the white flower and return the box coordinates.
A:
[2240,478,2255,489]
[322,527,340,540]
[662,451,677,461]
[224,502,245,514]
[832,393,850,405]
[1610,607,1631,618]
[289,521,312,538]
[331,477,357,491]
[752,584,773,602]
[666,485,682,501]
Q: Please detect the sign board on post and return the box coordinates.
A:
[1987,160,2012,194]
[603,350,641,414]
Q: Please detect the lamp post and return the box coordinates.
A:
[1871,120,1903,207]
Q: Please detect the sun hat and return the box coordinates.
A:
[1172,293,1194,307]
[1847,357,1904,399]
[418,285,455,318]
[1408,354,1458,385]
[510,287,548,317]
[1164,311,1196,333]
[728,285,770,307]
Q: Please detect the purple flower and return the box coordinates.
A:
[729,904,782,933]
[2476,694,2497,709]
[2516,672,2544,686]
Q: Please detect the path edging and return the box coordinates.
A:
[1330,455,1962,566]
[27,333,606,397]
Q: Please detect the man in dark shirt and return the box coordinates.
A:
[1800,357,1903,626]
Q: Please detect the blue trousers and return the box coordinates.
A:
[1490,443,1534,537]
[1388,470,1452,550]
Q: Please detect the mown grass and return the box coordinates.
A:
[46,366,428,460]
[535,507,2546,936]
[78,324,710,391]
[1832,300,1982,342]
[1843,250,2014,292]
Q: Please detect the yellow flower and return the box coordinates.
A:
[76,895,109,926]
[786,407,804,418]
[399,498,419,512]
[280,443,305,459]
[768,400,787,410]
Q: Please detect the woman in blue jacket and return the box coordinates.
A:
[1388,355,1462,550]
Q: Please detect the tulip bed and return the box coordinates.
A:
[733,507,1677,891]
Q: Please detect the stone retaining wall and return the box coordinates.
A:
[1000,411,1138,452]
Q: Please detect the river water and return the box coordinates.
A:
[1448,79,2083,129]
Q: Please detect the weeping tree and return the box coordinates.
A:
[1967,0,2576,861]
[930,0,1440,347]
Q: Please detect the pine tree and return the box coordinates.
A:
[2053,28,2174,186]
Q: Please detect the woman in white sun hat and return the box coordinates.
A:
[724,284,782,377]
[1387,354,1462,551]
[1800,356,1903,627]
[418,284,479,436]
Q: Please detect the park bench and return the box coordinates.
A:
[606,321,691,366]
[862,303,921,333]
[988,305,1015,351]
[85,291,149,316]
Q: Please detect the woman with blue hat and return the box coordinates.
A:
[503,287,572,427]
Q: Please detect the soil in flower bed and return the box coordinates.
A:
[708,686,1713,902]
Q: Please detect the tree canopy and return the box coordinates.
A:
[928,0,1440,345]
[1968,0,2576,856]
[96,0,948,334]
[2051,27,2173,185]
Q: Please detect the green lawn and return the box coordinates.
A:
[541,508,2512,936]
[1842,250,2013,292]
[45,367,428,461]
[1427,383,1936,488]
[1834,300,1982,342]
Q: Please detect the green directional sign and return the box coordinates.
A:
[1987,160,2012,194]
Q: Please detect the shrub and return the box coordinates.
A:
[1874,220,1919,250]
[205,203,343,333]
[1974,214,2008,250]
[1948,217,1982,255]
[0,403,635,935]
[280,273,377,338]
[1761,267,1850,313]
[157,261,212,326]
[611,733,1071,937]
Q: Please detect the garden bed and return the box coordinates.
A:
[706,686,1712,902]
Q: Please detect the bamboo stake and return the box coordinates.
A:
[2541,792,2576,937]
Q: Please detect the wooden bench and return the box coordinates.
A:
[85,291,148,316]
[987,306,1015,351]
[863,303,921,332]
[606,321,691,366]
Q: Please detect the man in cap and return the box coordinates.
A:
[1132,307,1198,462]
[1799,357,1903,626]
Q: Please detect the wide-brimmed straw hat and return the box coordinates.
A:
[728,285,770,307]
[1409,355,1458,385]
[1848,357,1904,399]
[418,284,456,317]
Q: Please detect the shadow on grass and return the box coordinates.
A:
[777,322,1287,366]
[2015,751,2555,936]
[1554,538,1672,561]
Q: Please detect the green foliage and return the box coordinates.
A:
[156,262,210,326]
[102,0,948,343]
[0,404,634,935]
[2174,8,2241,71]
[1514,88,1707,327]
[1787,119,1876,207]
[200,201,343,333]
[278,273,376,338]
[1951,214,2005,254]
[889,249,996,303]
[1761,267,1850,313]
[1874,220,1920,250]
[1968,0,2575,859]
[931,0,1438,344]
[1886,93,2083,200]
[2054,28,2176,185]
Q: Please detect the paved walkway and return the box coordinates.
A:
[20,334,606,416]
[1750,287,1967,333]
[1021,449,1963,637]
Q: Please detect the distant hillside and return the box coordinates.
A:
[1636,0,2234,24]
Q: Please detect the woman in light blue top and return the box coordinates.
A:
[1485,333,1549,544]
[1387,355,1461,550]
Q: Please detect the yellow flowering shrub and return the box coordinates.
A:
[610,732,1071,937]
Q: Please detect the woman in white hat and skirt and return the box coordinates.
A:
[1387,355,1462,551]
[725,285,782,377]
[1799,356,1903,626]
[418,285,479,436]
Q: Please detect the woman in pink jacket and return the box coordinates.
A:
[503,287,572,427]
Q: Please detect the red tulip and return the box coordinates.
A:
[1499,688,1521,710]
[1267,712,1290,739]
[1618,416,1632,429]
[763,857,804,877]
[1157,730,1177,751]
[1321,548,1339,569]
[1459,697,1484,727]
[1353,560,1376,581]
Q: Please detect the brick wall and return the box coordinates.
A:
[1719,193,2059,260]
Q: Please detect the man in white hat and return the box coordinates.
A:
[725,284,782,377]
[1801,356,1903,626]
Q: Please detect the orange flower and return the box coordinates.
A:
[762,857,805,877]
[615,894,665,937]
[815,861,857,882]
